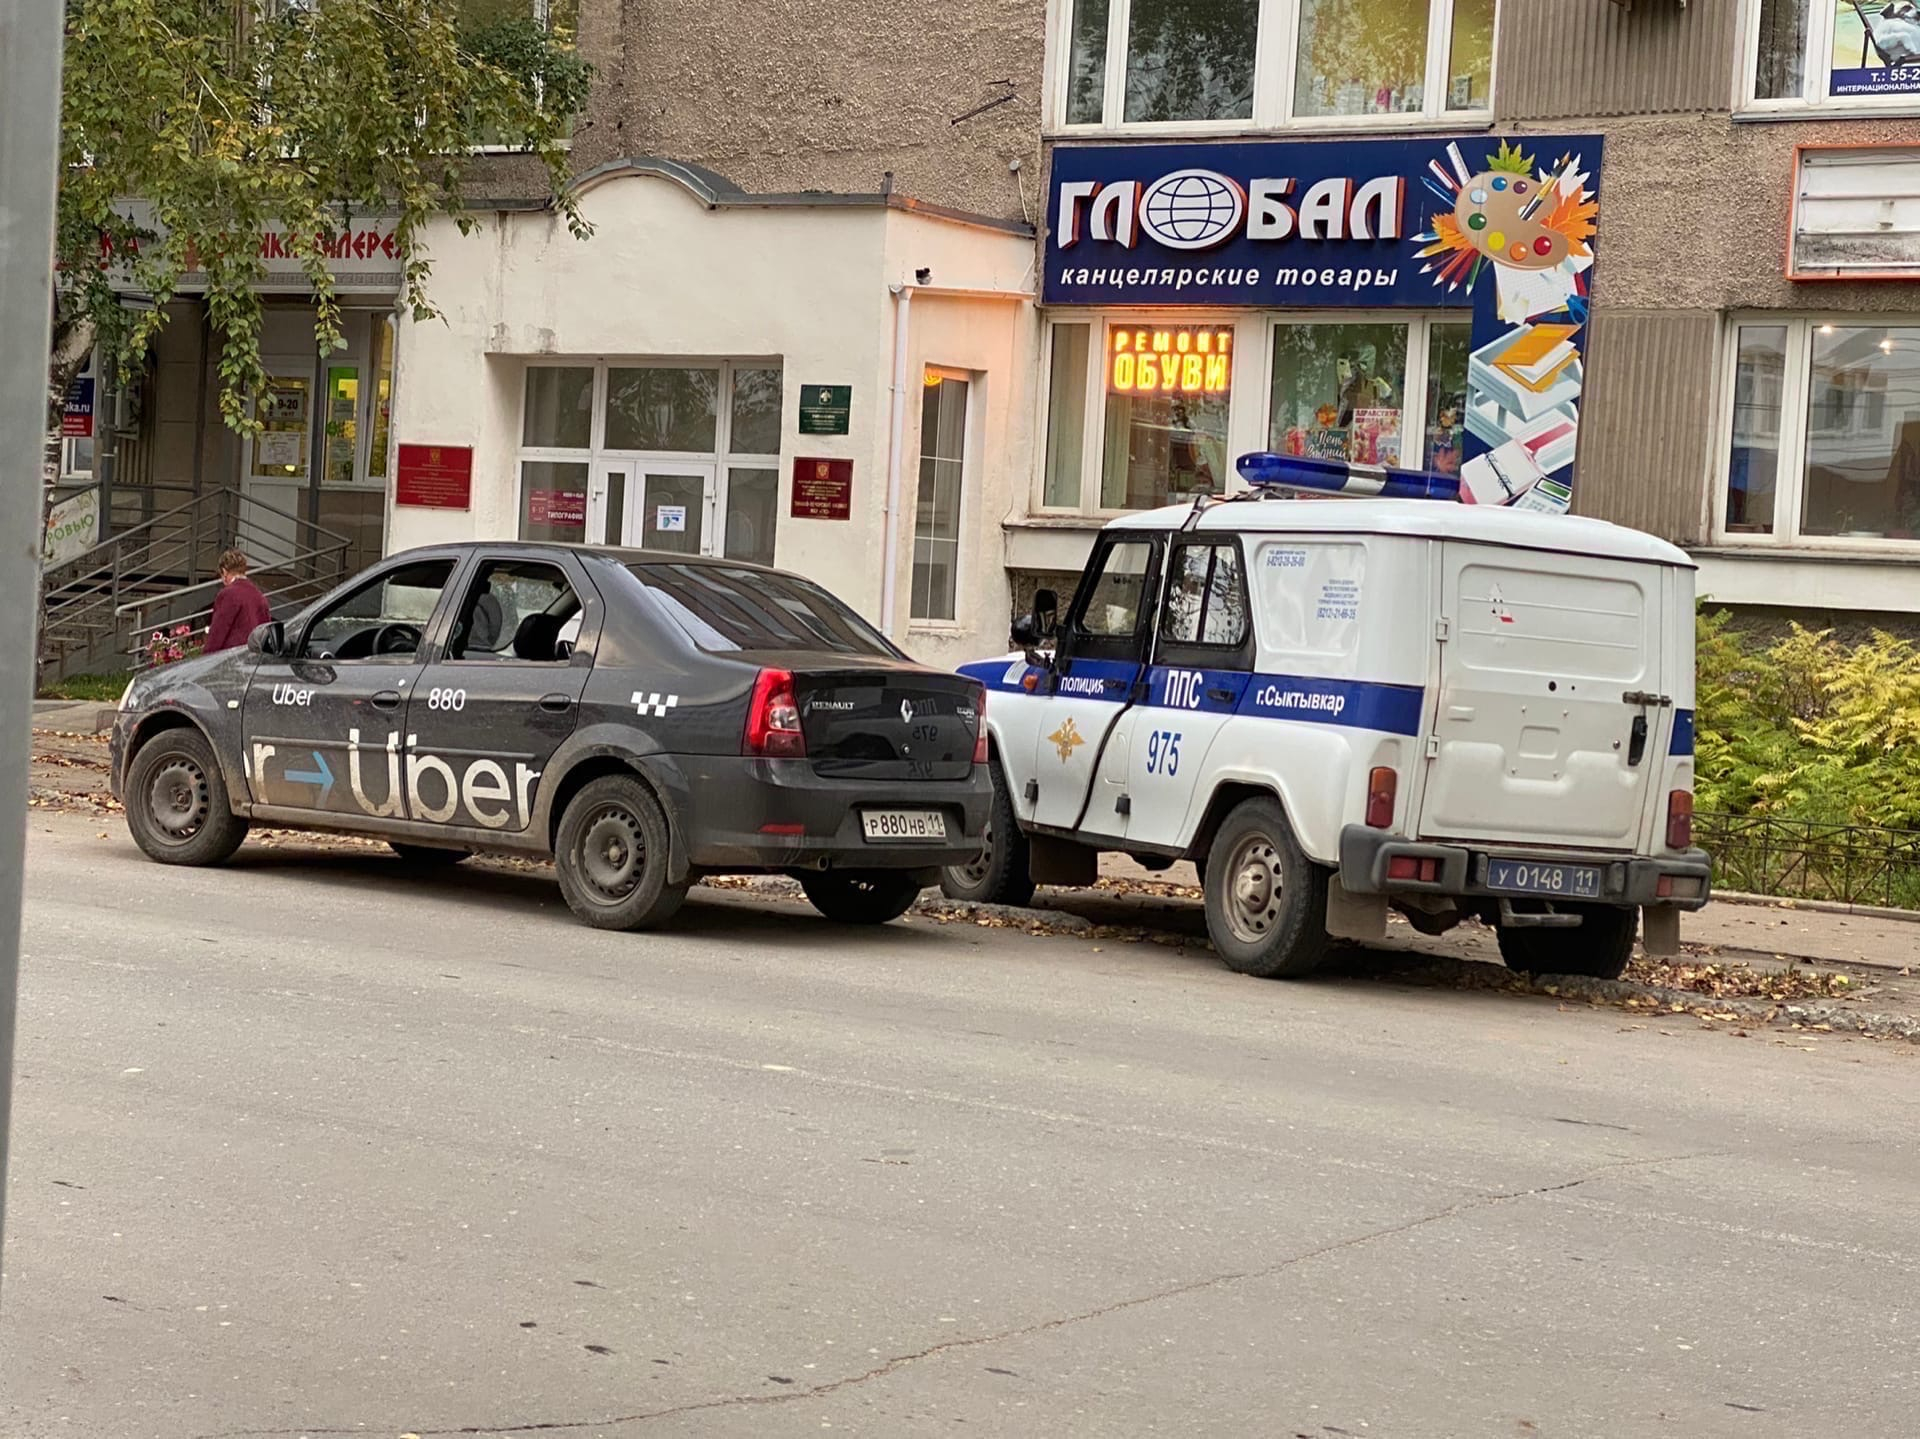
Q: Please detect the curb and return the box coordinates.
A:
[1709,888,1920,927]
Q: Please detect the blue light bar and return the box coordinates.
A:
[1236,451,1463,503]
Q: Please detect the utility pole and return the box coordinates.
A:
[0,0,68,1270]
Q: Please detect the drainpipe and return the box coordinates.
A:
[880,282,914,638]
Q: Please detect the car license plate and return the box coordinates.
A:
[862,809,946,842]
[1487,859,1602,900]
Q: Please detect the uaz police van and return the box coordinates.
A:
[949,489,1711,981]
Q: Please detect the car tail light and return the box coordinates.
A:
[972,685,989,765]
[743,669,806,758]
[1666,790,1693,851]
[1366,767,1397,829]
[1387,855,1441,884]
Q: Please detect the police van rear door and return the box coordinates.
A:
[1418,543,1666,853]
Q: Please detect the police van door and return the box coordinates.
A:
[1112,535,1255,848]
[1029,533,1162,832]
[402,554,595,835]
[1419,544,1666,851]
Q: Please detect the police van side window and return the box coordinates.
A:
[1073,539,1155,639]
[300,559,457,660]
[1161,542,1248,649]
[448,561,581,663]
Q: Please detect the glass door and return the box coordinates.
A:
[637,465,716,554]
[586,460,634,548]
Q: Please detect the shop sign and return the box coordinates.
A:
[528,489,586,527]
[799,384,853,436]
[106,201,405,296]
[43,488,100,568]
[395,444,474,510]
[1048,135,1604,516]
[61,377,94,438]
[1831,0,1920,96]
[792,458,853,520]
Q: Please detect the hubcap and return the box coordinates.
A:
[1223,832,1283,944]
[579,804,645,902]
[147,757,209,842]
[953,815,995,888]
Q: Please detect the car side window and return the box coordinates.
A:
[1161,542,1249,649]
[448,560,581,663]
[1073,539,1156,640]
[300,559,457,661]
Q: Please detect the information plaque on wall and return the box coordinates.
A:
[798,385,852,436]
[395,443,474,509]
[791,457,853,520]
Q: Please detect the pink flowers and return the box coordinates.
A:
[146,622,202,668]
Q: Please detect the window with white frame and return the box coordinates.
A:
[1055,0,1496,131]
[1744,0,1920,110]
[912,370,970,623]
[1039,313,1470,514]
[516,360,783,564]
[1720,318,1920,544]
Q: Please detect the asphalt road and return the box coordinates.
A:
[6,811,1919,1438]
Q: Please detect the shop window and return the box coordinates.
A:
[725,468,779,566]
[607,366,720,453]
[1044,324,1093,506]
[523,366,594,449]
[1269,321,1410,464]
[1743,0,1920,109]
[729,368,783,456]
[1719,319,1920,545]
[368,314,394,480]
[1057,0,1494,130]
[912,372,970,622]
[519,459,590,542]
[1100,323,1233,509]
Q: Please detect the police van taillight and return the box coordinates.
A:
[1666,790,1693,851]
[743,669,806,758]
[1366,767,1398,829]
[972,685,989,766]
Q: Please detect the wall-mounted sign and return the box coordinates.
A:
[1108,326,1234,396]
[43,488,99,567]
[1048,135,1604,516]
[395,443,474,509]
[1789,144,1920,280]
[1831,1,1920,97]
[799,384,853,436]
[791,457,853,520]
[61,377,94,438]
[656,504,688,533]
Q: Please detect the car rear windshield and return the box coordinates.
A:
[628,562,896,657]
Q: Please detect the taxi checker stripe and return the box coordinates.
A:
[633,691,680,718]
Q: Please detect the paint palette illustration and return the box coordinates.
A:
[1452,172,1568,272]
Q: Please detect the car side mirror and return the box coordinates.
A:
[1032,588,1059,639]
[248,620,285,657]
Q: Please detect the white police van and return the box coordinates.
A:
[949,476,1710,981]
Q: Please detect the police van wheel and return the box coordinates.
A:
[1203,797,1330,979]
[125,728,249,867]
[1497,904,1637,981]
[800,870,923,925]
[554,776,688,931]
[940,761,1035,907]
[389,843,470,866]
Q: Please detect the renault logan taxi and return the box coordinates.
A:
[111,544,991,930]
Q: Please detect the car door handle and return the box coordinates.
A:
[1627,714,1650,767]
[372,690,402,711]
[1206,686,1235,703]
[539,693,575,713]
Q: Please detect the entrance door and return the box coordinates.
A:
[586,461,636,549]
[1417,545,1667,852]
[636,465,716,554]
[242,372,313,568]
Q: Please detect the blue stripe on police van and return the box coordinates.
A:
[1236,674,1424,736]
[1670,708,1695,757]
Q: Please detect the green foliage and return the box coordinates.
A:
[37,672,130,703]
[58,0,592,434]
[1696,609,1920,830]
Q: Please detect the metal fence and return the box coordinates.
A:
[1696,811,1920,911]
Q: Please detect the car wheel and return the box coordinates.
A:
[553,775,688,931]
[124,727,249,867]
[1202,796,1330,979]
[389,843,470,866]
[799,870,923,925]
[1497,904,1637,981]
[939,760,1035,907]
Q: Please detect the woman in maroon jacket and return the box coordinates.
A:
[203,548,272,653]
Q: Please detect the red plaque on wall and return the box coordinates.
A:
[791,457,853,520]
[395,443,474,509]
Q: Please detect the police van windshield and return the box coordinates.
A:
[629,563,896,657]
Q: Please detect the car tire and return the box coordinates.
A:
[799,870,923,925]
[1497,904,1637,981]
[939,760,1035,907]
[1202,796,1330,979]
[124,727,249,867]
[389,843,470,866]
[553,775,688,932]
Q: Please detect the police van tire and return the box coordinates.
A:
[554,776,688,931]
[389,843,470,866]
[1497,904,1637,981]
[939,761,1035,908]
[125,727,249,867]
[800,871,924,925]
[1203,797,1330,979]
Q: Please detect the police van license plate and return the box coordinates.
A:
[862,809,946,842]
[1487,859,1602,900]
